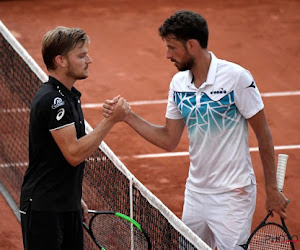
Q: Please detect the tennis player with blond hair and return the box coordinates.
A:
[20,26,129,249]
[103,10,289,249]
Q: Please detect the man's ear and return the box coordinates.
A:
[186,39,199,54]
[54,55,67,68]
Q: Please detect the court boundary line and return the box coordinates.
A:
[2,145,299,167]
[130,144,300,159]
[82,90,300,108]
[2,90,299,113]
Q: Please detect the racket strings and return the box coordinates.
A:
[90,214,149,249]
[249,224,292,249]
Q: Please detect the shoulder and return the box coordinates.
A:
[217,59,245,77]
[172,70,190,82]
[32,83,68,111]
[217,59,254,88]
[170,71,194,91]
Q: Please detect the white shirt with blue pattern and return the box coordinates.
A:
[166,52,264,194]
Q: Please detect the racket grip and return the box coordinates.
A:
[276,154,289,192]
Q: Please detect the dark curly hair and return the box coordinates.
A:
[159,10,209,49]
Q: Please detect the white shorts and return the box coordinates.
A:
[182,184,256,250]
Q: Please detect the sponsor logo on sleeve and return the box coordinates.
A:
[56,108,65,121]
[247,81,256,89]
[51,97,65,109]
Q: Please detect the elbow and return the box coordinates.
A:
[65,155,83,167]
[164,142,177,152]
[165,146,174,152]
[68,158,82,167]
[62,147,84,167]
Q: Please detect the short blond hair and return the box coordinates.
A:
[42,26,89,70]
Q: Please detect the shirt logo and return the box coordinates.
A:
[247,81,256,89]
[56,108,65,121]
[210,88,227,94]
[51,97,65,109]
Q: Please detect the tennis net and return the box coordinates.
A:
[0,21,211,250]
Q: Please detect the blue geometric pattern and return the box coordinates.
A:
[174,91,240,137]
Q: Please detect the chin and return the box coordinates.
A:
[77,75,88,80]
[177,67,189,72]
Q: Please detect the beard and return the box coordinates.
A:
[66,64,89,80]
[172,54,195,71]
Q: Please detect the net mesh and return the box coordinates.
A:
[0,21,211,250]
[0,33,39,207]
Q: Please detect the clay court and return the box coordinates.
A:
[0,0,299,249]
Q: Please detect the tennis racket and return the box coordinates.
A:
[241,154,295,249]
[83,210,151,250]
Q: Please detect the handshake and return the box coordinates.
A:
[102,95,131,123]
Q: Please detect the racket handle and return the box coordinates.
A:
[276,154,289,192]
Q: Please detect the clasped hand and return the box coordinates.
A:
[103,95,130,122]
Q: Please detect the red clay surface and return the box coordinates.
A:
[0,0,299,249]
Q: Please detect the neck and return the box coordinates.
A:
[49,71,75,90]
[191,50,211,88]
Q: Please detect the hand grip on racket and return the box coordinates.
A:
[240,153,295,249]
[273,153,290,215]
[276,153,289,192]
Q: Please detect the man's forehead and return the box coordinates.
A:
[164,36,182,46]
[69,41,89,53]
[164,34,177,41]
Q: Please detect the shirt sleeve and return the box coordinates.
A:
[165,81,183,119]
[38,92,75,131]
[234,69,264,119]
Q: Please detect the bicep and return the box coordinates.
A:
[165,118,185,147]
[50,124,78,159]
[248,109,273,144]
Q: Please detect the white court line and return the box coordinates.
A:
[81,90,300,109]
[1,91,299,112]
[261,91,300,97]
[131,144,300,159]
[82,99,167,108]
[1,145,299,165]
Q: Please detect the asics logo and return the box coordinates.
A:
[51,97,65,109]
[56,108,65,121]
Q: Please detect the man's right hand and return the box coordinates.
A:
[104,96,130,123]
[103,95,119,118]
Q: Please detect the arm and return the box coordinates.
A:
[103,97,185,151]
[124,109,185,151]
[51,98,129,166]
[248,109,288,218]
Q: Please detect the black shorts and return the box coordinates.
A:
[21,210,83,250]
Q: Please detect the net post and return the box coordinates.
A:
[130,177,134,250]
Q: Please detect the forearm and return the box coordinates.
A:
[124,110,180,151]
[257,131,278,193]
[249,110,278,193]
[52,98,128,166]
[68,119,115,166]
[52,118,116,167]
[249,109,288,217]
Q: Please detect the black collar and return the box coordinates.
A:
[47,76,81,99]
